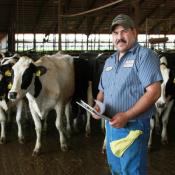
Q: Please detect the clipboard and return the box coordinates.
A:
[76,100,111,121]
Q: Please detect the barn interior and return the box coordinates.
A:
[0,1,175,175]
[0,0,175,52]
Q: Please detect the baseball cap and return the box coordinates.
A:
[110,14,135,32]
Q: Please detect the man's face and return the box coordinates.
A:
[112,25,137,53]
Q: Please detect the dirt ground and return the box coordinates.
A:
[0,109,175,175]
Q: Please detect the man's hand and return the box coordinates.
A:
[92,91,104,120]
[109,112,129,128]
[91,104,101,120]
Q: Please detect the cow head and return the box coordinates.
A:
[8,56,47,101]
[1,53,20,65]
[0,63,13,99]
[156,56,170,112]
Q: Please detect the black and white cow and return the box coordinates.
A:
[148,56,175,149]
[8,53,75,155]
[0,54,25,144]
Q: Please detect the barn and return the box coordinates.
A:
[0,0,175,175]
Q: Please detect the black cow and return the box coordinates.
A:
[71,52,109,136]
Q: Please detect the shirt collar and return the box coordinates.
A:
[128,42,139,54]
[109,42,139,62]
[116,42,139,56]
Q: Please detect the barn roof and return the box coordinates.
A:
[0,0,175,36]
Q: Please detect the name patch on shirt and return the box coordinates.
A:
[105,66,113,71]
[123,60,135,68]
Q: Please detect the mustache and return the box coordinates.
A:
[116,39,126,44]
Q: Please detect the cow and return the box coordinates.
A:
[8,53,74,155]
[71,52,109,154]
[71,52,109,137]
[0,53,26,144]
[148,56,175,149]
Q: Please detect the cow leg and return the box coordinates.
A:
[148,117,155,149]
[32,114,42,156]
[101,119,105,133]
[0,107,6,144]
[55,103,68,151]
[85,81,93,137]
[101,119,106,153]
[161,100,174,144]
[155,112,160,134]
[16,100,24,144]
[28,102,42,156]
[42,117,47,132]
[65,102,71,137]
[102,134,106,154]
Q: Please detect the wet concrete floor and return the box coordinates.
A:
[0,110,175,175]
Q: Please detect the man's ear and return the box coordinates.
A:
[35,66,47,77]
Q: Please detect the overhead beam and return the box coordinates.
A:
[75,0,97,31]
[63,0,72,12]
[61,0,127,17]
[32,0,53,33]
[139,0,166,26]
[131,0,141,29]
[91,13,109,33]
[148,8,175,33]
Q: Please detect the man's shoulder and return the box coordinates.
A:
[135,44,151,54]
[105,52,116,63]
[135,44,157,59]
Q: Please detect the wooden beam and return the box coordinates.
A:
[75,0,97,31]
[91,14,109,33]
[131,0,140,29]
[32,0,53,33]
[63,0,72,12]
[148,8,175,33]
[139,0,166,26]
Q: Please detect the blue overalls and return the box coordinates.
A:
[106,119,150,175]
[98,43,163,175]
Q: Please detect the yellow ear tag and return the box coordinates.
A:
[173,78,175,84]
[5,70,12,77]
[8,82,12,90]
[35,70,41,77]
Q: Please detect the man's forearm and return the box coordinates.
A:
[96,91,104,102]
[126,81,161,120]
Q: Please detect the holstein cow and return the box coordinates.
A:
[0,54,25,144]
[148,56,175,149]
[8,53,75,155]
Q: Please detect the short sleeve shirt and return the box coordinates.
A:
[99,42,163,119]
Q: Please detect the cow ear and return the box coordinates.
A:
[12,53,20,64]
[35,66,47,77]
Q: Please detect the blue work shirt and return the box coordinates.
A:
[99,42,163,120]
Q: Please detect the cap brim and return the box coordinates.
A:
[110,22,131,32]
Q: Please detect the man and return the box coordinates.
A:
[92,14,162,175]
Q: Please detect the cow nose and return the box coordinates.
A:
[157,103,166,108]
[9,92,17,100]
